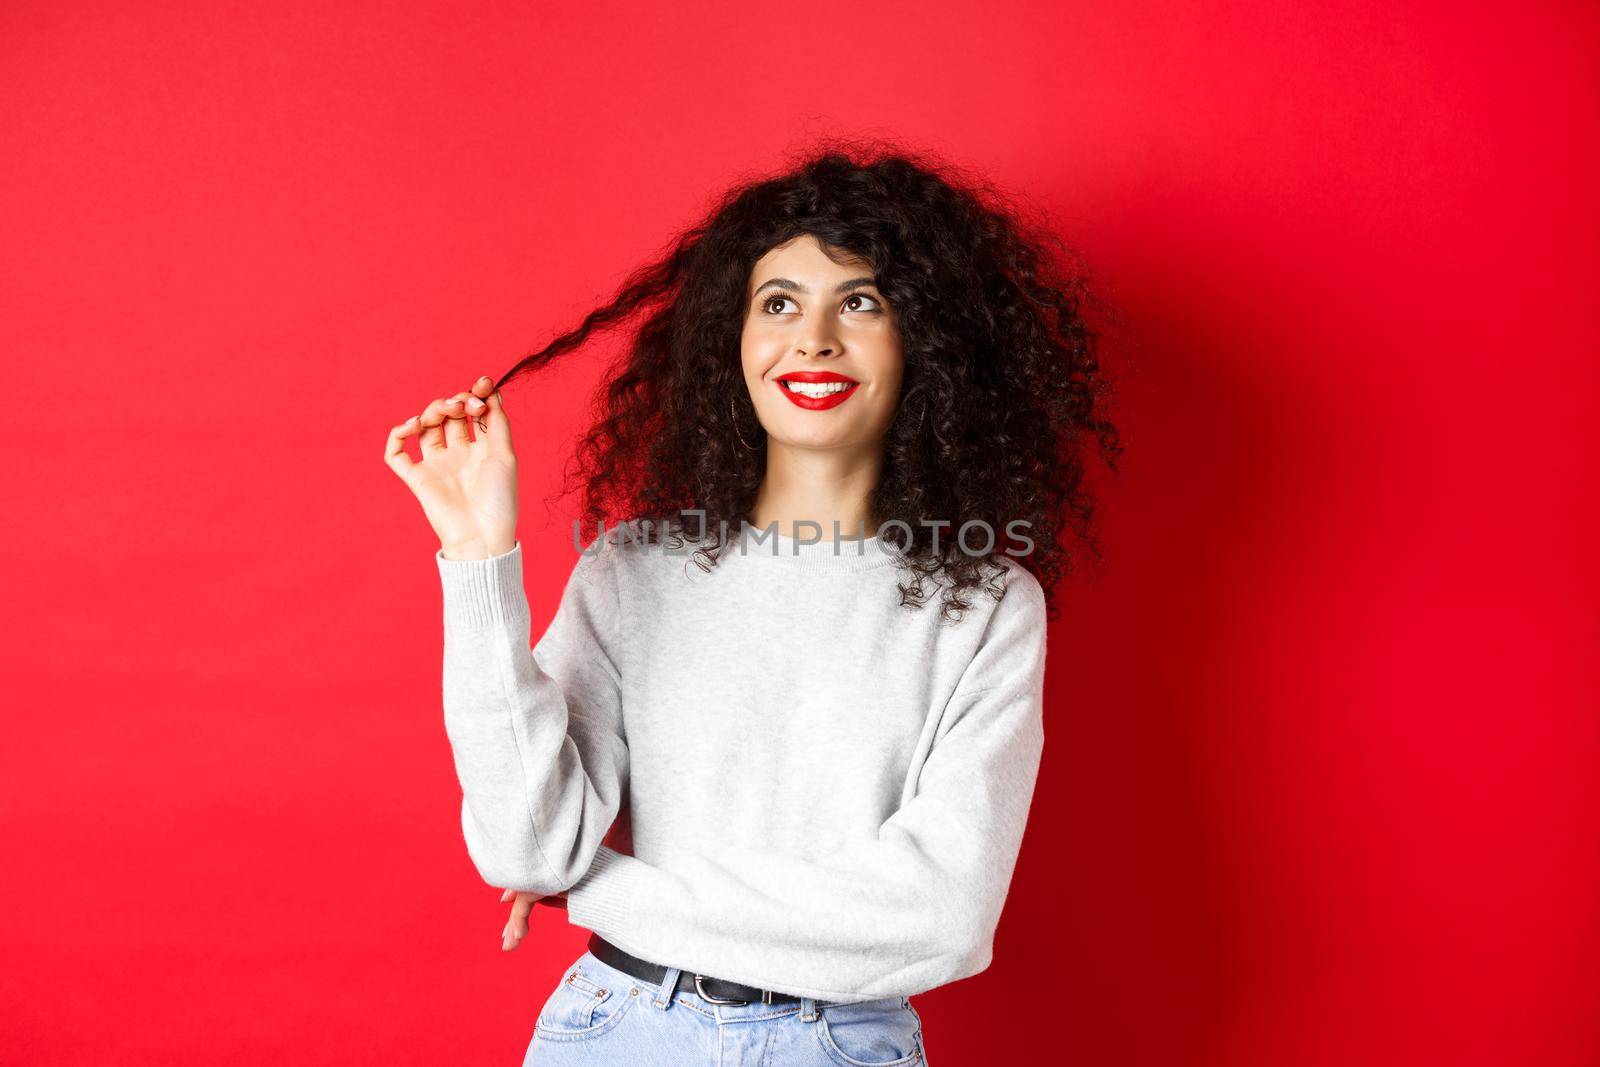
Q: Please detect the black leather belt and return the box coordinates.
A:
[586,932,805,1006]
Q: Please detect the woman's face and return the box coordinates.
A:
[739,234,904,453]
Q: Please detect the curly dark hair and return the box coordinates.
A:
[495,137,1123,623]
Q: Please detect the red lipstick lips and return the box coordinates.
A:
[774,370,860,411]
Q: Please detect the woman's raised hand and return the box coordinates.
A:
[385,375,519,560]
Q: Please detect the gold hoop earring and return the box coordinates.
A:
[731,395,760,452]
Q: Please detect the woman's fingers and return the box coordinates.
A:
[442,391,475,448]
[406,380,498,463]
[417,397,455,455]
[498,890,541,951]
[480,389,513,450]
[466,377,495,437]
[511,894,534,940]
[384,416,421,481]
[500,888,515,903]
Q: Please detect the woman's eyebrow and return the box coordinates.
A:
[752,276,878,297]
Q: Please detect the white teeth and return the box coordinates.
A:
[782,380,855,398]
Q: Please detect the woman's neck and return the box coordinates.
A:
[747,439,883,539]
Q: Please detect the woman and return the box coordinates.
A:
[384,144,1120,1065]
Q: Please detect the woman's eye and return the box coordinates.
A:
[760,293,883,315]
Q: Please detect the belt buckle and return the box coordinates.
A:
[694,973,759,1005]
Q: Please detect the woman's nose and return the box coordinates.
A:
[795,328,840,358]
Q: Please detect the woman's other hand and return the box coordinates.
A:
[384,375,518,560]
[499,887,567,952]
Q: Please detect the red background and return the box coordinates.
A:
[3,2,1595,1063]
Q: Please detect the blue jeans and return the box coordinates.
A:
[523,949,929,1066]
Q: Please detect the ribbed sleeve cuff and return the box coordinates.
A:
[436,541,531,628]
[564,845,653,934]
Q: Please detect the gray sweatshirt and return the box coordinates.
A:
[436,519,1048,1003]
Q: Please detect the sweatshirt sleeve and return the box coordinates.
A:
[436,540,628,895]
[561,565,1048,1002]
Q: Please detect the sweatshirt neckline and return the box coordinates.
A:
[733,520,901,572]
